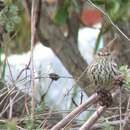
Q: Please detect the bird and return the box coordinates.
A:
[87,36,120,89]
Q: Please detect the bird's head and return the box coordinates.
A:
[96,49,111,61]
[96,35,119,61]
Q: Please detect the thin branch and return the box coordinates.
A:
[79,88,121,130]
[0,89,20,117]
[41,80,53,101]
[0,87,15,106]
[16,125,26,130]
[31,0,40,121]
[66,66,88,95]
[119,88,122,130]
[9,98,13,119]
[50,93,99,130]
[79,106,105,130]
[16,58,31,81]
[87,0,130,41]
[122,95,130,129]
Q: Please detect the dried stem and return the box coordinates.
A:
[122,95,130,129]
[79,106,105,130]
[119,88,122,130]
[79,88,121,130]
[31,0,40,121]
[51,88,121,130]
[51,93,99,130]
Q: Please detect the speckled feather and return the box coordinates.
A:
[87,49,119,87]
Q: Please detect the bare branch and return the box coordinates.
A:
[79,88,121,130]
[31,0,41,121]
[51,93,99,130]
[79,106,105,130]
[51,88,121,130]
[122,96,130,129]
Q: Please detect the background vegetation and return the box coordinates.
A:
[0,0,130,130]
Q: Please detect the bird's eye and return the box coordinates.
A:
[105,52,110,56]
[97,51,110,56]
[97,52,102,56]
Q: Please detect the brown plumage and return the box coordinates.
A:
[87,37,120,88]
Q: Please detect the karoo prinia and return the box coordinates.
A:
[87,37,120,89]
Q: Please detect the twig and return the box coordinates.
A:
[119,88,122,130]
[9,97,13,119]
[51,88,122,130]
[25,95,30,115]
[66,66,88,95]
[0,90,19,117]
[105,113,126,121]
[50,93,99,130]
[16,58,31,80]
[31,0,40,121]
[122,95,130,129]
[41,80,53,101]
[79,106,105,130]
[78,88,121,130]
[87,0,130,41]
[6,60,14,83]
[16,125,26,130]
[0,87,15,106]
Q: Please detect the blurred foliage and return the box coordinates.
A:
[0,2,21,33]
[54,0,70,25]
[0,0,30,54]
[91,0,130,22]
[103,122,114,130]
[119,65,130,91]
[7,120,17,130]
[1,0,129,53]
[54,0,130,26]
[105,0,130,22]
[91,0,130,53]
[13,0,30,53]
[54,0,81,25]
[54,0,130,56]
[0,1,130,130]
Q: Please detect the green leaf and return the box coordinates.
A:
[9,4,18,15]
[5,21,14,32]
[0,3,21,33]
[94,29,102,54]
[54,6,69,25]
[119,65,130,91]
[54,0,71,25]
[11,16,21,24]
